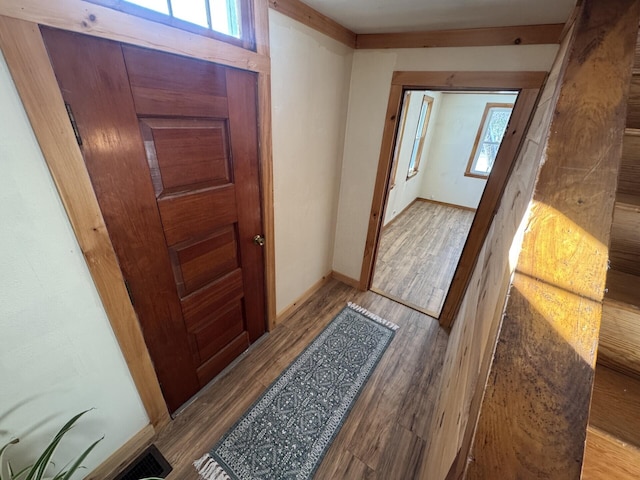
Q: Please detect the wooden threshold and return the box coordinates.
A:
[369,287,439,319]
[583,426,640,480]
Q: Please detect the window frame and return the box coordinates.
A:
[406,94,434,179]
[389,91,411,190]
[465,102,514,179]
[86,0,256,50]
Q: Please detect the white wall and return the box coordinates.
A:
[0,52,148,477]
[332,44,559,280]
[270,10,353,314]
[384,90,442,225]
[419,92,519,209]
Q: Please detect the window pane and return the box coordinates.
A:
[484,110,511,143]
[172,0,209,28]
[126,0,169,14]
[476,142,500,173]
[210,0,241,37]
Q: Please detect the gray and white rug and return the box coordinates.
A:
[194,302,398,480]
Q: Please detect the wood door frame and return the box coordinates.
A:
[0,0,274,427]
[360,71,546,329]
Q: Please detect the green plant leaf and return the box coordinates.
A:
[58,435,102,480]
[1,438,19,480]
[24,410,92,480]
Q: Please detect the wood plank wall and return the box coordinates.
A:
[463,0,639,477]
[420,15,576,480]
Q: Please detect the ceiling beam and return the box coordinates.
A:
[268,0,357,48]
[356,23,564,49]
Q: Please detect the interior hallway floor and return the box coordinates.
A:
[372,200,475,317]
[143,280,449,479]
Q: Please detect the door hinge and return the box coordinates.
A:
[124,279,135,306]
[64,102,83,146]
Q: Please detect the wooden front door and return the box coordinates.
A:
[42,27,266,412]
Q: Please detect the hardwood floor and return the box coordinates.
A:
[372,200,475,317]
[146,280,448,479]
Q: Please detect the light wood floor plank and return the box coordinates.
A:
[142,280,447,480]
[373,201,475,316]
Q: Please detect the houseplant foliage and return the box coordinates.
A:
[0,410,102,480]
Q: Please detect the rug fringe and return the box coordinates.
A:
[348,302,400,331]
[193,453,231,480]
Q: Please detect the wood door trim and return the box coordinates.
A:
[0,4,277,424]
[360,71,545,329]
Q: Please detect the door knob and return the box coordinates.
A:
[253,234,265,246]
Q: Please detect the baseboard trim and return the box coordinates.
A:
[331,270,361,289]
[84,424,155,480]
[382,198,419,231]
[417,197,477,212]
[276,272,333,324]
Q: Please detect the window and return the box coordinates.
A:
[466,103,513,178]
[88,0,253,49]
[406,94,434,179]
[389,91,411,189]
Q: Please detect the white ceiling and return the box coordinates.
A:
[302,0,577,34]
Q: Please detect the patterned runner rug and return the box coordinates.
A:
[194,302,399,480]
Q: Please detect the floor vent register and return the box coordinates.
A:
[113,444,172,480]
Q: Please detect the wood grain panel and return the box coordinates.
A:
[196,332,250,385]
[620,129,640,196]
[268,0,356,48]
[583,427,640,480]
[465,0,639,477]
[157,185,238,246]
[181,269,244,331]
[605,268,640,307]
[609,194,640,276]
[171,227,238,297]
[225,68,266,343]
[599,299,640,378]
[123,44,229,117]
[140,118,230,196]
[0,16,171,427]
[194,300,245,363]
[627,76,640,128]
[589,364,640,448]
[356,24,564,49]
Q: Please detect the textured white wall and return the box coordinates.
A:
[333,44,559,280]
[419,92,519,209]
[270,10,354,314]
[0,51,148,477]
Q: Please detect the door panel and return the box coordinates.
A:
[42,27,266,412]
[139,118,231,195]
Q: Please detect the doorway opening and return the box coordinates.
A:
[371,90,518,318]
[360,71,546,328]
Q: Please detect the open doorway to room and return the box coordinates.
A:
[370,89,518,318]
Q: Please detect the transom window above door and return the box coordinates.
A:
[88,0,253,49]
[466,103,513,178]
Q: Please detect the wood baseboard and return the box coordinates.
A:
[276,272,333,324]
[382,198,419,231]
[331,270,361,289]
[84,424,155,480]
[417,197,477,212]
